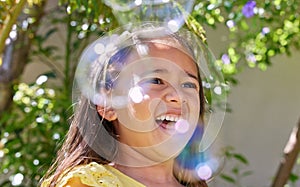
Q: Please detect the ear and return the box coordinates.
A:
[96,105,117,121]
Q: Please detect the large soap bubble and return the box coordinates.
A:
[72,22,227,181]
[104,0,195,32]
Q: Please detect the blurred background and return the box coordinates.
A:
[1,0,300,186]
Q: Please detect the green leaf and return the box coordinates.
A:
[41,71,57,79]
[289,173,299,183]
[44,28,58,40]
[92,0,99,17]
[242,170,253,177]
[220,174,236,183]
[232,166,239,174]
[233,153,249,165]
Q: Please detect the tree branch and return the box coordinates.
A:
[0,1,47,114]
[0,0,27,54]
[271,118,300,187]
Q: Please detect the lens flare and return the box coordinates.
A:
[196,164,212,180]
[129,86,144,103]
[168,20,180,32]
[175,119,190,134]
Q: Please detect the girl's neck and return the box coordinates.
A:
[115,160,183,187]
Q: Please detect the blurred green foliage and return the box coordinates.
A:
[219,146,253,187]
[0,1,115,186]
[193,0,300,84]
[0,0,300,186]
[0,78,69,186]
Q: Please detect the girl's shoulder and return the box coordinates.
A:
[41,162,145,187]
[41,162,122,187]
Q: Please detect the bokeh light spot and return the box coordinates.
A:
[129,86,144,103]
[94,43,105,54]
[168,20,180,32]
[196,164,213,180]
[36,75,48,85]
[213,86,222,95]
[53,133,60,140]
[175,119,190,134]
[33,159,39,165]
[226,20,235,28]
[0,150,4,158]
[11,173,24,186]
[135,0,142,6]
[36,117,44,123]
[15,152,21,158]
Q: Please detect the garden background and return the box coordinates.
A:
[1,0,300,186]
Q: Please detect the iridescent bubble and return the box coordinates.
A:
[72,23,227,171]
[104,0,195,31]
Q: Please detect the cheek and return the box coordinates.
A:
[129,97,152,121]
[128,88,165,121]
[187,93,201,116]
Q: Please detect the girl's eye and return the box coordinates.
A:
[182,82,198,89]
[142,78,163,85]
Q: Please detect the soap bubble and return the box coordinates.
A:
[104,0,195,31]
[72,23,227,173]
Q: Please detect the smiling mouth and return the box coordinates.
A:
[155,114,181,130]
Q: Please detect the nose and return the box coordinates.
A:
[164,86,182,104]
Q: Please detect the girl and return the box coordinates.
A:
[42,23,214,187]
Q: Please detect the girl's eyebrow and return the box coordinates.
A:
[141,68,198,81]
[186,72,199,81]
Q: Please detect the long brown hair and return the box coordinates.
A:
[42,31,208,187]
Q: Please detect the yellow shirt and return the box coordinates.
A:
[41,162,146,187]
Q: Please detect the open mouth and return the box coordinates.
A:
[155,114,181,130]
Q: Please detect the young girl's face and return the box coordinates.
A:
[111,42,201,160]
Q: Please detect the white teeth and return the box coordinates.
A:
[156,114,180,122]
